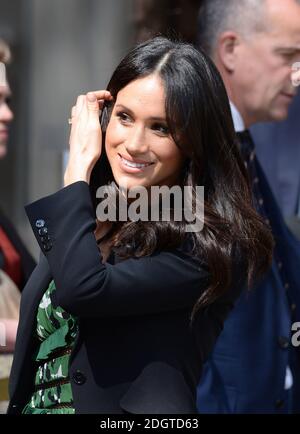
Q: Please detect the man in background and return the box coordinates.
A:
[251,91,300,240]
[0,39,35,352]
[197,0,300,413]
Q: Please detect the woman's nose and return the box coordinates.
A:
[125,126,148,154]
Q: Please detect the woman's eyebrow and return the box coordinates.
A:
[115,103,167,122]
[115,103,133,114]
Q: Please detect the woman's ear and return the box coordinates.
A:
[217,31,240,73]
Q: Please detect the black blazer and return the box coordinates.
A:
[7,181,241,414]
[0,208,36,289]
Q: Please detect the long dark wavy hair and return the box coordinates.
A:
[90,36,273,320]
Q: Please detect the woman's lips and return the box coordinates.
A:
[118,153,154,174]
[118,153,153,164]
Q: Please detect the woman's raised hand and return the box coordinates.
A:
[64,90,113,187]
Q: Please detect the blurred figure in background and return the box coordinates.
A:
[251,91,300,239]
[0,38,35,353]
[0,37,35,412]
[197,0,300,413]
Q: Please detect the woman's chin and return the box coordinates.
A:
[114,175,150,191]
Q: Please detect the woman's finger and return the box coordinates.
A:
[88,90,113,100]
[75,95,85,116]
[86,92,100,113]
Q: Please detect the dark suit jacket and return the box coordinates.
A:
[0,209,36,289]
[250,91,300,218]
[7,181,241,414]
[197,141,300,413]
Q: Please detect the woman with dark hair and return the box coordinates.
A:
[8,37,272,414]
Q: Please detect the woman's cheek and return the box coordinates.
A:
[154,140,181,162]
[106,121,125,150]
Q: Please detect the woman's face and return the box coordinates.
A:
[105,74,184,191]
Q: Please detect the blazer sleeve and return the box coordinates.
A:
[25,181,210,318]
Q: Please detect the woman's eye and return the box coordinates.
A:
[117,112,131,123]
[152,123,169,135]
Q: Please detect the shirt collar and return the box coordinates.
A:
[229,101,245,132]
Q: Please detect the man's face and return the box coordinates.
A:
[0,73,14,158]
[231,0,300,125]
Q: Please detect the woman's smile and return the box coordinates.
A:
[118,153,155,174]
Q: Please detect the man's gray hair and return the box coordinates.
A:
[197,0,269,56]
[198,0,300,56]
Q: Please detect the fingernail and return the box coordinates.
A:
[87,93,96,102]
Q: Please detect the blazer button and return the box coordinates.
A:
[35,219,45,228]
[43,242,52,252]
[40,235,50,243]
[72,370,86,385]
[38,227,48,236]
[278,336,289,349]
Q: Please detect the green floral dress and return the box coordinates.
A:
[22,280,78,414]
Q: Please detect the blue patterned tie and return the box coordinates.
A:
[237,130,269,224]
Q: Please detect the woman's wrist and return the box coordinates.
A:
[64,162,92,186]
[64,175,90,187]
